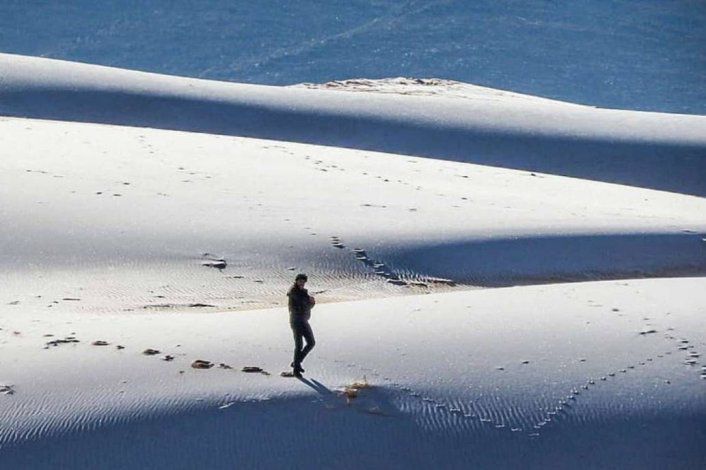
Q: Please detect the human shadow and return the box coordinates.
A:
[297,377,335,397]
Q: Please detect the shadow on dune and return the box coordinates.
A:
[298,377,335,396]
[0,393,702,470]
[1,69,705,196]
[381,232,706,287]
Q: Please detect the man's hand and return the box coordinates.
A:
[309,295,316,307]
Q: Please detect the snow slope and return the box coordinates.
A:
[2,116,705,316]
[0,278,704,469]
[2,54,706,196]
[0,54,705,469]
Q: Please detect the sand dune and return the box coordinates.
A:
[1,54,705,468]
[2,53,705,195]
[2,117,704,315]
[0,278,704,468]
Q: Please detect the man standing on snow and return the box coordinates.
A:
[287,273,316,377]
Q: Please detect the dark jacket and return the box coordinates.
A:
[287,285,312,322]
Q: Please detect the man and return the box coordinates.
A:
[287,273,316,377]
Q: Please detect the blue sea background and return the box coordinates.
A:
[1,0,704,114]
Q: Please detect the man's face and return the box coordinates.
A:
[296,279,306,288]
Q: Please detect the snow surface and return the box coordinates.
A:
[2,53,706,196]
[0,54,705,469]
[1,279,704,468]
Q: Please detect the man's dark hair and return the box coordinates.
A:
[295,273,308,282]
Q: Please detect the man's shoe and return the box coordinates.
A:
[290,362,304,373]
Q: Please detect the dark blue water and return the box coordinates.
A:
[1,0,705,114]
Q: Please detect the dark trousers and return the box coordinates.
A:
[291,320,315,367]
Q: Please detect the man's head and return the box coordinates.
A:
[295,273,308,288]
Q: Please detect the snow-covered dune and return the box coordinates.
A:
[1,278,704,469]
[1,53,705,469]
[2,53,705,196]
[2,117,705,316]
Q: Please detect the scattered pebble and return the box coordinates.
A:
[202,259,227,269]
[192,360,214,369]
[142,348,160,356]
[46,336,80,347]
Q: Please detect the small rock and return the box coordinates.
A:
[202,260,227,269]
[242,366,263,373]
[142,348,160,356]
[91,340,109,346]
[218,363,233,369]
[162,355,175,361]
[46,337,80,347]
[191,360,213,369]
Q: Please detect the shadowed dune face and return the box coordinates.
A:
[4,88,706,196]
[2,54,706,196]
[380,232,706,286]
[1,395,703,470]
